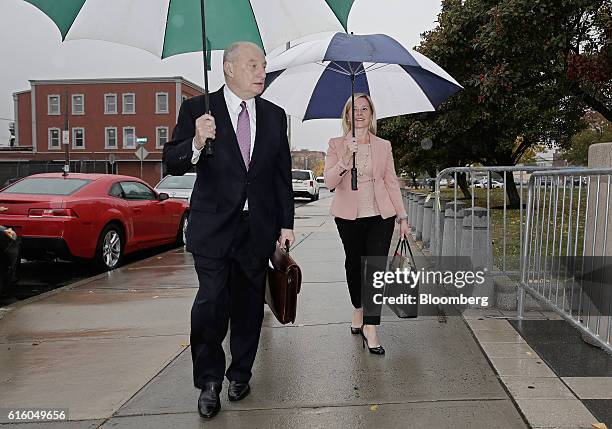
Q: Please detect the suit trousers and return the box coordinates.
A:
[191,212,268,387]
[335,215,395,325]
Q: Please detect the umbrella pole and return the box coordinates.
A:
[200,0,213,156]
[351,73,358,191]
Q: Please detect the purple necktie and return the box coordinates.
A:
[236,101,251,169]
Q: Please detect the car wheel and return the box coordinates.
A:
[176,212,188,246]
[95,224,123,271]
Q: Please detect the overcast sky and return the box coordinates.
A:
[0,0,442,151]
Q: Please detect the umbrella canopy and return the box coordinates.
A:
[264,32,463,120]
[23,0,355,156]
[22,0,354,57]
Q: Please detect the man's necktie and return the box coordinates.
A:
[236,101,251,169]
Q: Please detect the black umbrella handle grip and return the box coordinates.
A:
[204,138,214,156]
[351,167,358,190]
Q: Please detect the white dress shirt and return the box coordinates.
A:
[191,85,256,164]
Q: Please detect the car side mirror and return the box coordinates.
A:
[158,192,169,201]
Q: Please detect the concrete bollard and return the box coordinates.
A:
[583,142,612,344]
[460,207,491,268]
[404,189,411,210]
[460,207,494,306]
[432,198,449,256]
[441,201,466,257]
[422,197,434,248]
[415,194,426,241]
[410,194,419,232]
[406,191,414,229]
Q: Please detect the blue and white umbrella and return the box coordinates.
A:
[264,32,462,120]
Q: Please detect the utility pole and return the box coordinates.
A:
[62,88,70,175]
[286,41,292,148]
[8,122,15,147]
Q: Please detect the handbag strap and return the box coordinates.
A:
[404,239,416,267]
[396,238,417,269]
[393,238,403,255]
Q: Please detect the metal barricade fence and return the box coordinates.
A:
[431,166,563,279]
[518,168,612,354]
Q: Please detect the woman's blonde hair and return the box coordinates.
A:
[341,93,377,136]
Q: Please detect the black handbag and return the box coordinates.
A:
[384,238,419,318]
[265,241,302,324]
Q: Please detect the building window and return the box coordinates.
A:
[72,128,85,149]
[48,95,60,115]
[105,94,117,114]
[122,93,135,114]
[156,126,169,149]
[48,128,61,149]
[72,94,84,115]
[105,127,117,149]
[123,127,136,149]
[156,92,169,114]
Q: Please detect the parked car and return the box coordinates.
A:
[154,173,196,203]
[292,169,319,201]
[474,178,504,189]
[0,173,189,271]
[316,176,326,188]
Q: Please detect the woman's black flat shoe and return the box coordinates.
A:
[350,326,361,335]
[360,328,385,355]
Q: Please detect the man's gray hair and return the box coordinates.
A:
[223,41,264,64]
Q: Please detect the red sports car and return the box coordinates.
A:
[0,173,190,270]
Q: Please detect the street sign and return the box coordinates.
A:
[135,146,149,161]
[62,130,69,145]
[136,137,148,145]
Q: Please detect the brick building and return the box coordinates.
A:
[6,77,203,185]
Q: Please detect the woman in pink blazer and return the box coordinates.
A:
[324,94,409,355]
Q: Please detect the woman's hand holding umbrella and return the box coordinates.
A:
[342,135,358,165]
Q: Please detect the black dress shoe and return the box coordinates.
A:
[228,381,251,402]
[350,326,361,335]
[198,382,221,419]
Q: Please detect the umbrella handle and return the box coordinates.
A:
[203,138,213,156]
[200,0,213,157]
[351,153,358,190]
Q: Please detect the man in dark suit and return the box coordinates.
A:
[163,42,295,419]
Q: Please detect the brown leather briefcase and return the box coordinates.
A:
[265,242,302,324]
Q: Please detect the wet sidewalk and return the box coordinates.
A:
[2,196,530,428]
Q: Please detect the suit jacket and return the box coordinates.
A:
[323,134,407,220]
[163,87,294,258]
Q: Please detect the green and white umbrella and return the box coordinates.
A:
[22,0,353,58]
[23,0,354,154]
